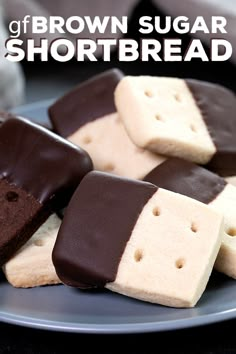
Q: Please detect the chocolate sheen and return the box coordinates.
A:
[53,171,157,288]
[144,157,226,205]
[0,118,93,208]
[49,68,124,138]
[186,79,236,177]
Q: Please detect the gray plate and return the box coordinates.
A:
[0,100,235,334]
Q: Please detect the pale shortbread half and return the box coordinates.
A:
[68,112,165,179]
[106,188,223,308]
[115,76,216,164]
[225,176,236,187]
[3,214,61,288]
[209,184,236,278]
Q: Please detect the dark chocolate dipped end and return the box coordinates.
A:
[49,68,124,137]
[205,152,236,178]
[186,79,236,176]
[0,117,93,209]
[0,117,93,265]
[144,157,226,204]
[53,171,157,288]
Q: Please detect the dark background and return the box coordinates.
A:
[1,318,236,354]
[1,0,236,353]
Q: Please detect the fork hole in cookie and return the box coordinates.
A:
[191,222,198,233]
[34,239,45,247]
[6,191,19,202]
[153,207,160,216]
[145,90,153,98]
[174,93,182,102]
[104,163,115,172]
[83,136,92,144]
[227,228,236,237]
[134,249,143,262]
[175,258,185,269]
[155,114,163,121]
[190,124,197,133]
[136,147,145,154]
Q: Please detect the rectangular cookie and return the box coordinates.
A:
[144,157,236,278]
[0,117,92,266]
[3,214,61,288]
[49,69,165,180]
[53,171,223,308]
[115,76,236,175]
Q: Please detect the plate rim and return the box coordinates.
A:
[0,307,236,334]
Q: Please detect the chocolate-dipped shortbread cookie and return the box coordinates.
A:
[0,117,92,266]
[115,76,236,175]
[49,69,165,179]
[144,158,236,278]
[53,172,223,308]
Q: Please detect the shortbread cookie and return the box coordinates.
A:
[49,69,165,179]
[53,172,223,308]
[115,76,236,174]
[144,158,236,278]
[0,117,92,266]
[3,214,61,288]
[225,176,236,187]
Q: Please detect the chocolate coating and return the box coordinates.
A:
[186,79,236,177]
[0,118,93,208]
[49,69,124,137]
[0,179,50,266]
[53,171,157,288]
[144,158,226,204]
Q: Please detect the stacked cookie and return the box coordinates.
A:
[53,171,223,308]
[0,117,93,287]
[2,69,236,309]
[144,158,236,279]
[49,70,165,180]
